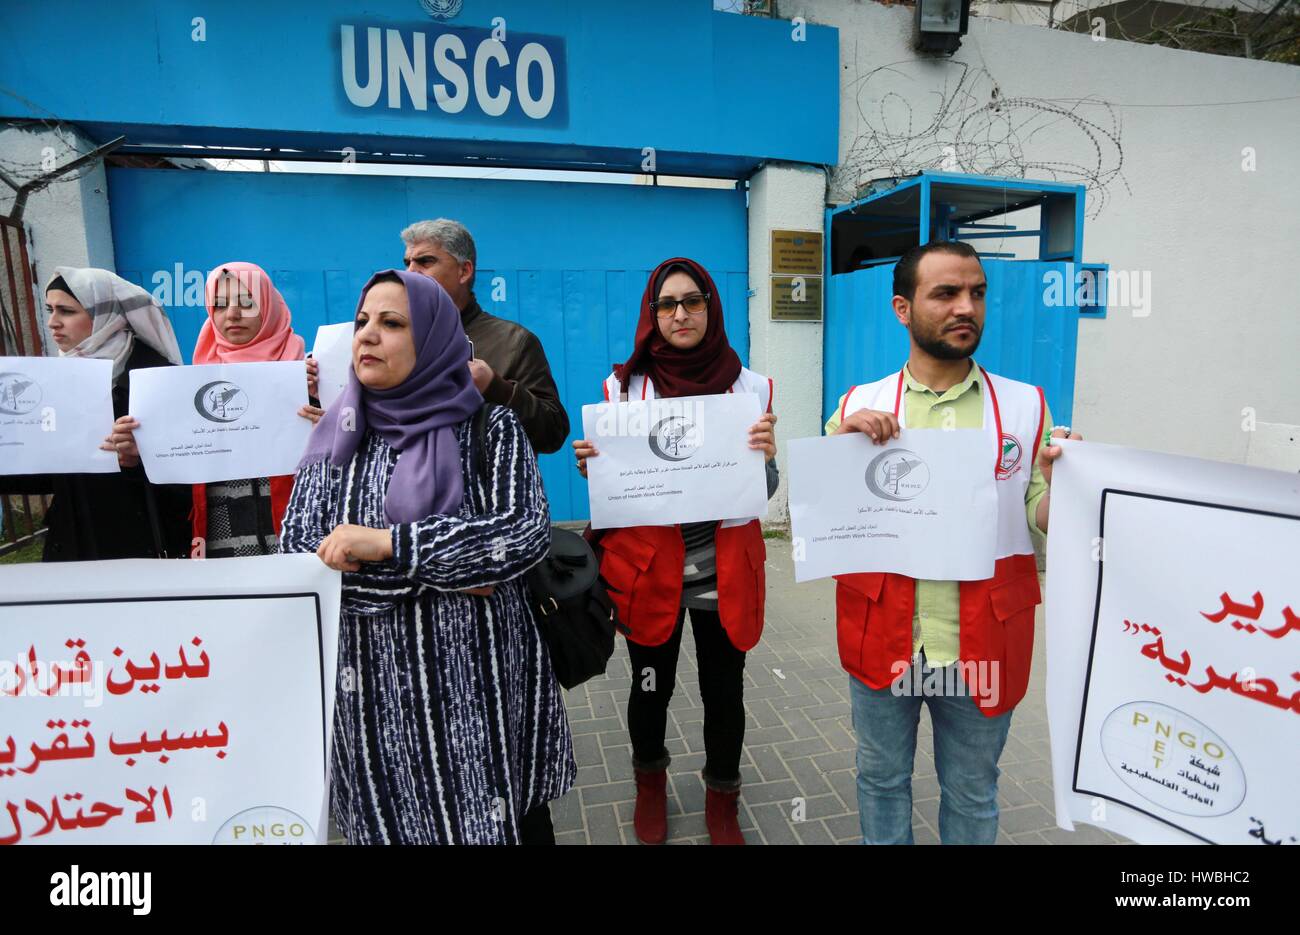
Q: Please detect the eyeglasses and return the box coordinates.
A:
[651,293,710,319]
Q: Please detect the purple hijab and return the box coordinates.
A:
[299,270,483,523]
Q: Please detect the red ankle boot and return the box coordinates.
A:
[633,768,668,845]
[705,784,745,845]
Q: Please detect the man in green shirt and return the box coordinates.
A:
[826,241,1081,844]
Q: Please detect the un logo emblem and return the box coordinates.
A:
[419,0,464,18]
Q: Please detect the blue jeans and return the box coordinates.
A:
[849,665,1012,845]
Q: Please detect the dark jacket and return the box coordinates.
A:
[461,296,569,454]
[0,342,192,561]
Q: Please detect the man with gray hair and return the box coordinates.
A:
[402,219,569,454]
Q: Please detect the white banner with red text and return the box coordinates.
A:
[1045,439,1299,845]
[0,554,340,845]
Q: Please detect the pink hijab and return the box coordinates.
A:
[193,261,305,363]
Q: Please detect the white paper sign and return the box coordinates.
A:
[129,360,312,484]
[1046,439,1300,844]
[0,357,118,475]
[311,322,353,412]
[788,429,999,583]
[581,392,768,530]
[0,554,341,844]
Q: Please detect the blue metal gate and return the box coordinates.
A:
[107,167,749,522]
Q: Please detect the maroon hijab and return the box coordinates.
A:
[614,257,742,399]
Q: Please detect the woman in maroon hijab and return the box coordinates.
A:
[572,258,778,845]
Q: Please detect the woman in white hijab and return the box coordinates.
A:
[0,268,192,561]
[47,266,183,377]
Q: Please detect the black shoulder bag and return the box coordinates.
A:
[470,405,627,690]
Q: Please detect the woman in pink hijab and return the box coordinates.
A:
[108,262,321,556]
[193,261,307,365]
[186,262,321,556]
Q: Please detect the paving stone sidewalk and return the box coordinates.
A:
[552,534,1133,845]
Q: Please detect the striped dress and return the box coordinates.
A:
[278,405,575,844]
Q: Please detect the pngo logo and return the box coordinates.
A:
[1099,701,1245,817]
[213,806,315,844]
[648,415,702,462]
[194,381,250,423]
[0,372,41,415]
[865,449,930,501]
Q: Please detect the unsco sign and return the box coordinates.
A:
[338,23,567,125]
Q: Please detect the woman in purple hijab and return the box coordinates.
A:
[280,270,575,845]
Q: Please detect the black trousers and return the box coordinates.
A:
[626,607,747,784]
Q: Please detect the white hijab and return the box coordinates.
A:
[49,267,183,380]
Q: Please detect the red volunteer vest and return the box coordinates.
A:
[834,366,1046,716]
[596,370,772,652]
[600,520,767,651]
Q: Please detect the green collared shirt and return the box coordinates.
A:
[824,361,1052,666]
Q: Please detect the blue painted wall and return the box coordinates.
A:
[0,1,839,174]
[107,167,749,522]
[823,261,1079,428]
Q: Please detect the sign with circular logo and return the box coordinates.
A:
[419,0,464,19]
[998,433,1023,477]
[1099,701,1246,817]
[648,415,702,462]
[213,806,315,845]
[864,448,931,501]
[0,372,42,415]
[194,381,250,423]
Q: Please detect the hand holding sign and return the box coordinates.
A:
[748,411,778,461]
[834,407,900,443]
[1037,425,1084,486]
[101,415,141,469]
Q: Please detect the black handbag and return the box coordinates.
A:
[470,405,627,690]
[525,526,627,689]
